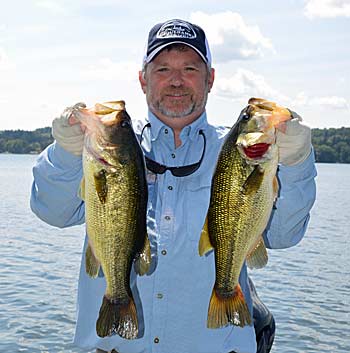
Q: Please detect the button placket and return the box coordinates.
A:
[151,242,168,351]
[148,127,180,351]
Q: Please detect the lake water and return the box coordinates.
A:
[0,154,349,353]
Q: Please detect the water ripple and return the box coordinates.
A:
[1,157,349,352]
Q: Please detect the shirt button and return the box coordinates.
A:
[161,249,167,255]
[157,293,163,299]
[171,153,176,158]
[168,185,173,190]
[154,337,160,343]
[164,215,171,221]
[164,129,168,134]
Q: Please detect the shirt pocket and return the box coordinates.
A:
[184,174,212,242]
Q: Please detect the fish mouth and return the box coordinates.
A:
[237,131,275,161]
[84,134,119,168]
[242,143,271,159]
[94,101,125,114]
[248,97,291,128]
[100,112,119,126]
[93,101,127,126]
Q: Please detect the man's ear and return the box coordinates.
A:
[139,70,147,94]
[208,68,215,93]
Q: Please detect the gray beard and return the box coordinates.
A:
[156,102,196,118]
[152,92,209,119]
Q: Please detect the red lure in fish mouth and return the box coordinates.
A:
[243,143,270,159]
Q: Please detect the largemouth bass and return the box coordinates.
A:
[75,101,150,339]
[199,98,291,329]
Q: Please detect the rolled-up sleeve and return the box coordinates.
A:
[263,149,317,249]
[30,142,85,228]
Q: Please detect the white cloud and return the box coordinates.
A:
[304,0,350,19]
[294,92,349,110]
[80,0,125,5]
[79,58,140,82]
[34,0,126,14]
[35,0,66,14]
[214,68,289,103]
[190,11,274,62]
[311,96,349,109]
[213,70,349,117]
[0,47,14,71]
[21,24,52,34]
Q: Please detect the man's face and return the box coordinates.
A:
[139,47,215,125]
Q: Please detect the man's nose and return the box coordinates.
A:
[169,70,184,87]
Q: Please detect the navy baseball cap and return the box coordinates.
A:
[143,19,212,67]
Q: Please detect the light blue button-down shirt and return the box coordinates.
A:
[30,110,317,353]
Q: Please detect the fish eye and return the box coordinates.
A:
[240,112,250,121]
[120,120,130,128]
[241,105,254,120]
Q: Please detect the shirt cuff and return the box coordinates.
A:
[48,141,83,169]
[277,147,317,184]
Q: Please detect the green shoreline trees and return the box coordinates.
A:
[0,126,349,163]
[312,127,350,163]
[0,127,53,155]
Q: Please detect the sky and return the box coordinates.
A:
[0,0,349,130]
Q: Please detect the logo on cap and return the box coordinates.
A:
[156,20,197,39]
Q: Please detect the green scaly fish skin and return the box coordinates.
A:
[200,101,288,329]
[77,101,150,339]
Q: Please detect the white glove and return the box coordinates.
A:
[276,110,312,166]
[52,102,86,156]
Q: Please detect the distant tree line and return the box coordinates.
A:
[312,127,350,163]
[0,126,349,163]
[0,127,53,154]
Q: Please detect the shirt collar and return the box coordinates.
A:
[147,110,209,142]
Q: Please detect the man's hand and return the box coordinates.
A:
[276,110,312,166]
[52,102,86,156]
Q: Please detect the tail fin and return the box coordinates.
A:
[96,296,138,339]
[207,284,252,329]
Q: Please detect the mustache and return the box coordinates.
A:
[162,87,193,96]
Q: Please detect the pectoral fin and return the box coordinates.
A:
[241,165,264,195]
[78,177,86,201]
[246,236,268,269]
[94,169,108,203]
[134,235,151,276]
[85,242,101,278]
[199,217,214,256]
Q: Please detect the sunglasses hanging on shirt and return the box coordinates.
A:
[140,123,206,177]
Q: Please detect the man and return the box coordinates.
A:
[30,19,316,353]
